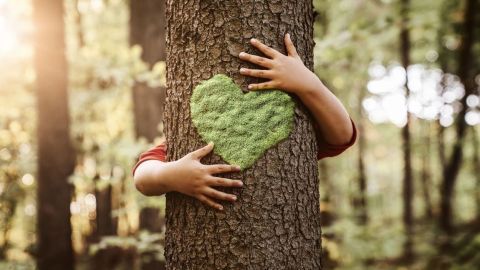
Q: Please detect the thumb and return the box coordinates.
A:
[285,33,299,58]
[190,142,214,160]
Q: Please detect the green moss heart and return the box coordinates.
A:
[190,74,295,170]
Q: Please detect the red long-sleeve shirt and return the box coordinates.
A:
[132,118,357,176]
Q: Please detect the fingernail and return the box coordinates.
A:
[218,205,223,210]
[240,68,245,73]
[239,52,245,57]
[208,141,214,146]
[250,38,256,43]
[235,165,241,170]
[232,195,237,200]
[287,33,290,37]
[248,85,252,89]
[238,181,243,186]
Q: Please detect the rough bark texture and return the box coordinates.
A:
[33,0,76,269]
[440,0,477,232]
[400,0,413,260]
[130,1,167,269]
[163,0,321,269]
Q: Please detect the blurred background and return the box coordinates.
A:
[0,0,479,269]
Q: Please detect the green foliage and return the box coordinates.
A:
[190,74,295,170]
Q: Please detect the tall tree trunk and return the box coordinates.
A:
[164,0,321,269]
[440,0,477,232]
[33,0,76,269]
[129,1,167,269]
[319,160,335,227]
[420,121,433,218]
[400,0,414,260]
[92,175,119,270]
[473,126,480,217]
[356,85,368,225]
[130,0,166,141]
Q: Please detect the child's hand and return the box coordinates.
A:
[167,143,243,211]
[238,33,322,95]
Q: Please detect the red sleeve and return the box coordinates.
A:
[132,142,167,176]
[315,117,357,160]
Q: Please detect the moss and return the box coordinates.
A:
[190,74,295,170]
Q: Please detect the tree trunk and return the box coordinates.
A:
[319,160,335,227]
[440,0,477,232]
[33,0,76,269]
[420,121,433,218]
[129,1,167,269]
[473,126,480,217]
[92,175,120,270]
[164,0,321,269]
[356,85,368,225]
[400,0,414,260]
[130,0,166,142]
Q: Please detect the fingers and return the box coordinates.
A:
[206,164,241,174]
[190,142,214,160]
[197,194,224,211]
[284,33,299,58]
[203,187,237,202]
[238,52,274,68]
[239,68,273,79]
[207,176,243,188]
[247,80,277,91]
[249,38,280,58]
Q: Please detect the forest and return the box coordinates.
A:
[0,0,479,269]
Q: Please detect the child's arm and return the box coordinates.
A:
[133,143,243,211]
[238,33,354,146]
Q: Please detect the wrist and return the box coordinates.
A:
[297,75,325,100]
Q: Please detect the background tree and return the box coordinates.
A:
[440,0,477,232]
[33,0,76,269]
[399,0,414,259]
[163,0,322,268]
[130,0,166,142]
[129,0,166,269]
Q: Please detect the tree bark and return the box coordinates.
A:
[129,1,167,269]
[440,0,477,232]
[400,0,414,260]
[164,0,321,269]
[33,0,76,269]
